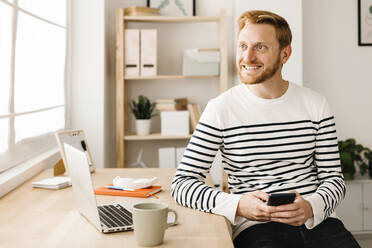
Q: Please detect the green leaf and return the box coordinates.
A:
[340,152,352,166]
[343,173,354,181]
[355,145,363,153]
[338,138,372,177]
[129,95,157,120]
[360,162,368,176]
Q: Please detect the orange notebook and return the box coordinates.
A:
[94,184,162,198]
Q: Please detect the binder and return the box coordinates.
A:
[94,185,162,198]
[158,147,176,168]
[140,29,157,76]
[176,147,186,167]
[124,29,140,76]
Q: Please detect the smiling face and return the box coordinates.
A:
[237,23,290,85]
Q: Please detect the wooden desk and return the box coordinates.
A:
[0,168,233,248]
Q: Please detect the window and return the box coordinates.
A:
[0,0,67,173]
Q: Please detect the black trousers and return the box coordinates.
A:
[233,218,360,248]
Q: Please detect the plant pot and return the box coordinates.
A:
[136,119,151,135]
[343,173,354,181]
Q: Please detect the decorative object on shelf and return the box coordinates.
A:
[129,149,148,168]
[358,0,372,46]
[338,138,372,180]
[161,111,189,135]
[155,97,188,111]
[183,49,220,76]
[129,95,157,135]
[124,6,160,16]
[147,0,196,16]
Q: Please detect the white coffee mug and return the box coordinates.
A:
[132,202,178,247]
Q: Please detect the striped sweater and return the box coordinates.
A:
[171,82,346,239]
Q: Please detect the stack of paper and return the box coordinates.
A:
[32,177,72,190]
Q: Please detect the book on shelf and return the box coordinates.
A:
[156,97,188,111]
[124,6,160,16]
[94,184,162,198]
[187,103,201,131]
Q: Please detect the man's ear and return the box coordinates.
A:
[280,45,292,65]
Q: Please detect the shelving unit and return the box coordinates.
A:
[124,75,219,80]
[124,133,192,141]
[115,9,228,168]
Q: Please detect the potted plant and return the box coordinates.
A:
[338,138,371,180]
[363,148,372,178]
[129,95,156,135]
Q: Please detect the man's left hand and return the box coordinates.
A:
[269,191,314,226]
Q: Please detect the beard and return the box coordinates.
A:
[238,54,281,85]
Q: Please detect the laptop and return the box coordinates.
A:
[63,143,134,233]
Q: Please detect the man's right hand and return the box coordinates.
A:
[236,191,274,222]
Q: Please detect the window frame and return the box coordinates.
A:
[0,0,70,174]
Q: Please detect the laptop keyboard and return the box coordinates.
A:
[98,204,133,228]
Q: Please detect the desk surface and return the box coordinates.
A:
[0,168,233,248]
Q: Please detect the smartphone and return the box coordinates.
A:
[267,193,296,206]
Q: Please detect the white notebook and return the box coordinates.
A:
[32,177,72,190]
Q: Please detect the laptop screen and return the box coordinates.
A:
[64,143,102,231]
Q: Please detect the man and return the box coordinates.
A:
[171,10,360,248]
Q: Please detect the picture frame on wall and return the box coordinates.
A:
[147,0,196,16]
[358,0,372,46]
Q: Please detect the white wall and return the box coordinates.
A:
[303,0,372,149]
[70,0,105,168]
[233,0,303,85]
[70,0,303,168]
[104,0,147,168]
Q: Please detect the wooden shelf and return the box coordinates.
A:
[116,9,228,168]
[124,133,192,141]
[123,15,220,23]
[124,75,219,80]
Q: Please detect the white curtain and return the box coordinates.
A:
[0,0,68,172]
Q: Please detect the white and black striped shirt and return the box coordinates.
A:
[171,82,345,238]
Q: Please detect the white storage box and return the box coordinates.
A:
[161,111,190,135]
[158,147,176,168]
[182,49,220,76]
